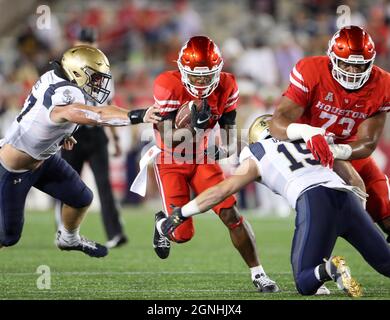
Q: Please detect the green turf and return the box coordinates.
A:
[0,208,389,300]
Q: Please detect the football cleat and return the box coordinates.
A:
[55,230,108,258]
[252,274,280,293]
[315,284,331,295]
[324,256,362,298]
[153,211,171,259]
[159,207,187,237]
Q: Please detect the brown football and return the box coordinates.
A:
[174,100,202,129]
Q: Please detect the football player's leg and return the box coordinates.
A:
[55,145,85,228]
[352,157,390,240]
[292,187,339,295]
[0,165,34,247]
[34,155,93,224]
[341,192,390,278]
[191,164,278,292]
[154,163,194,243]
[34,155,107,257]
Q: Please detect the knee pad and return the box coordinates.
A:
[71,186,93,208]
[295,278,317,296]
[0,233,22,247]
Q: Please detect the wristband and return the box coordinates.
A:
[128,108,147,124]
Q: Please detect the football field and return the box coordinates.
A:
[0,207,389,300]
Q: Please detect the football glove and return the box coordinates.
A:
[287,123,334,168]
[306,134,334,168]
[191,99,211,130]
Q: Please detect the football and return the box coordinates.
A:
[174,100,202,129]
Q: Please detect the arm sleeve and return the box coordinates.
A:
[282,58,313,109]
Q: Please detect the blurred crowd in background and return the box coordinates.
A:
[0,0,389,214]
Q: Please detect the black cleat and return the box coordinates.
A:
[253,273,280,293]
[56,230,108,258]
[153,211,171,259]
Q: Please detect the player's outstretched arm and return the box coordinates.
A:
[182,159,260,216]
[330,112,386,161]
[50,104,161,126]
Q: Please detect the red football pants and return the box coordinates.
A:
[351,156,390,222]
[154,159,236,243]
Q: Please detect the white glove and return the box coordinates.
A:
[329,144,352,160]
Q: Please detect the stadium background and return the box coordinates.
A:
[0,0,389,301]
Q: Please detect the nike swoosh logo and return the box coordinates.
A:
[131,115,138,118]
[197,118,209,124]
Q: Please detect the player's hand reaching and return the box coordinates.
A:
[191,99,211,130]
[62,135,77,151]
[306,134,334,168]
[143,105,162,124]
[287,123,334,168]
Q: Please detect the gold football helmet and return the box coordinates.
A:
[248,114,273,144]
[61,45,111,104]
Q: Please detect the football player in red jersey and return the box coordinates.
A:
[151,36,279,293]
[269,26,390,241]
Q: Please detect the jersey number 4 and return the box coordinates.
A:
[277,142,320,171]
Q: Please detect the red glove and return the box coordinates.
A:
[306,134,334,168]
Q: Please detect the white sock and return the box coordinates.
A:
[314,265,321,281]
[250,265,266,280]
[59,226,80,243]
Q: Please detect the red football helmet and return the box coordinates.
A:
[327,25,376,90]
[177,36,224,98]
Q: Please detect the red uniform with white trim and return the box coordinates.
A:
[153,70,238,242]
[284,56,390,222]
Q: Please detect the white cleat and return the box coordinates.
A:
[315,285,330,295]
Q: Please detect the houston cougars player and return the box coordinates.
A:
[151,36,279,293]
[269,26,390,241]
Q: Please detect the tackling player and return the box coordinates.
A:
[151,36,279,293]
[155,115,390,297]
[268,25,390,241]
[0,45,160,256]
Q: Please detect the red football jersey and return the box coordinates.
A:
[153,70,239,152]
[284,56,390,143]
